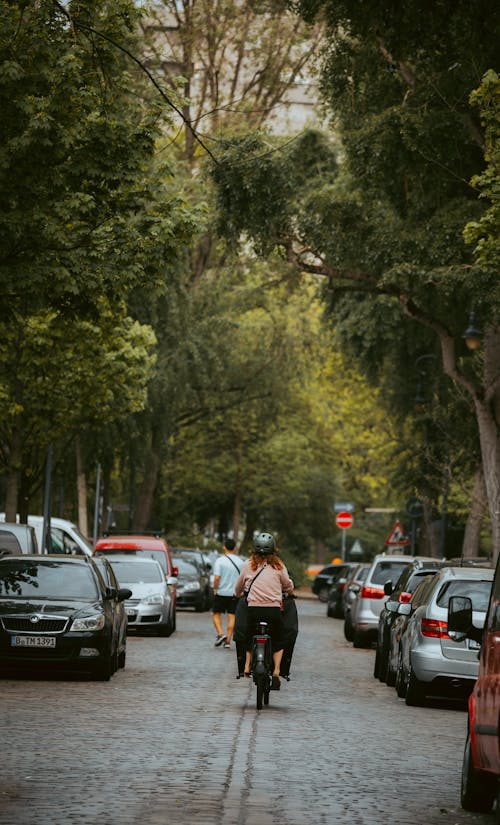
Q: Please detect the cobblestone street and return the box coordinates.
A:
[1,598,493,825]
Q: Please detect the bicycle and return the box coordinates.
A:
[251,620,273,710]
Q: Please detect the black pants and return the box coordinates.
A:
[234,597,298,677]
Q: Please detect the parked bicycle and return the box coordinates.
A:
[251,621,273,710]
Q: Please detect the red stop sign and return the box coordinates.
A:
[336,511,353,529]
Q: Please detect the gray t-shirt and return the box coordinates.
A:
[213,554,244,596]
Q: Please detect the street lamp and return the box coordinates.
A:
[462,310,482,351]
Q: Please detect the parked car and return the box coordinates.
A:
[172,556,209,611]
[395,565,494,706]
[0,522,39,555]
[326,562,359,618]
[374,557,442,683]
[447,553,500,813]
[349,553,414,647]
[0,555,130,679]
[103,556,176,636]
[312,563,351,603]
[171,548,212,610]
[0,513,93,556]
[343,564,370,641]
[93,534,177,618]
[92,556,130,659]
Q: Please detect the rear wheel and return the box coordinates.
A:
[395,648,406,698]
[344,613,354,642]
[118,649,126,669]
[318,586,330,603]
[405,664,426,706]
[461,732,497,812]
[353,630,370,648]
[92,650,113,681]
[256,677,265,710]
[326,603,335,618]
[373,648,381,679]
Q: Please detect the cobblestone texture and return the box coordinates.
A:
[0,599,495,824]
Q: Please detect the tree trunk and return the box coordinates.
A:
[462,465,487,558]
[133,451,161,533]
[75,438,88,539]
[5,428,21,522]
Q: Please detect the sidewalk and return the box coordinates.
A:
[294,585,316,600]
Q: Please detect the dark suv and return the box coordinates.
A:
[312,563,354,603]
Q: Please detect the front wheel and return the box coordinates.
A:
[461,732,497,812]
[318,586,330,603]
[344,613,354,642]
[395,648,406,698]
[256,677,265,710]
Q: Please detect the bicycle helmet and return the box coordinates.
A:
[253,532,276,554]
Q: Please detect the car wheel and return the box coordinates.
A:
[405,664,426,706]
[118,649,126,669]
[378,647,389,683]
[353,630,370,648]
[195,598,204,612]
[395,648,406,698]
[318,586,330,603]
[385,657,397,687]
[344,614,354,642]
[461,732,497,812]
[172,610,177,631]
[158,614,174,637]
[92,651,113,681]
[326,603,335,618]
[373,647,381,678]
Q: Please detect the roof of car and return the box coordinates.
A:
[434,565,494,580]
[0,554,91,564]
[94,535,168,551]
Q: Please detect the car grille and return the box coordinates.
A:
[1,616,69,633]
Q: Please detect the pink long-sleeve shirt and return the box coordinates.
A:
[234,560,294,608]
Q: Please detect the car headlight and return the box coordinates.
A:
[71,614,105,632]
[183,581,201,592]
[142,594,165,605]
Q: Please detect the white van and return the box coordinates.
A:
[0,514,92,556]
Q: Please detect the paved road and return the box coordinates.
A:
[0,599,493,825]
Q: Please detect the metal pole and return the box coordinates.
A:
[41,445,53,553]
[341,528,346,561]
[93,463,102,547]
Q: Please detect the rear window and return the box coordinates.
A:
[407,570,438,594]
[436,579,492,612]
[371,561,410,586]
[96,547,167,573]
[0,530,22,555]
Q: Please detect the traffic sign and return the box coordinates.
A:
[385,520,410,546]
[334,501,355,513]
[336,511,354,529]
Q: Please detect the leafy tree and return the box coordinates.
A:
[210,1,500,558]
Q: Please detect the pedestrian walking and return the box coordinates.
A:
[212,539,244,648]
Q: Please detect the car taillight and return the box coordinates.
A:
[399,592,412,603]
[361,585,385,600]
[341,582,347,590]
[421,618,450,639]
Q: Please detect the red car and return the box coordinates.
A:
[448,557,500,812]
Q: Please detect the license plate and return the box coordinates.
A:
[126,608,136,616]
[11,636,56,648]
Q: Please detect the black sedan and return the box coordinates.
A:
[0,555,131,680]
[312,563,354,603]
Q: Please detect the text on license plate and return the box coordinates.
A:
[11,636,56,648]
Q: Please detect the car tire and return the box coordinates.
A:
[461,732,497,812]
[405,664,426,706]
[326,603,335,618]
[353,630,370,648]
[158,614,174,637]
[92,651,113,681]
[385,657,397,687]
[395,648,406,698]
[373,647,381,678]
[318,586,330,603]
[195,598,204,612]
[118,649,126,669]
[344,613,354,642]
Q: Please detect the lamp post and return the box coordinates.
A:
[462,310,482,351]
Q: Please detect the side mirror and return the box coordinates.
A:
[398,603,412,616]
[349,584,360,594]
[386,600,399,613]
[447,595,482,643]
[383,580,394,596]
[117,587,132,601]
[167,576,178,586]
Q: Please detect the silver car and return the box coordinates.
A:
[349,553,414,647]
[105,556,176,636]
[396,565,494,705]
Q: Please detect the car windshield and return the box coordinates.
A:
[0,559,99,599]
[436,579,492,611]
[107,560,163,584]
[96,548,167,572]
[371,561,410,586]
[172,558,199,575]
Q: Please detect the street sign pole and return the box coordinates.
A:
[341,528,346,561]
[335,511,354,561]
